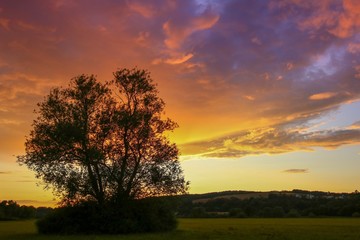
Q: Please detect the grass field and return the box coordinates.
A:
[1,218,360,240]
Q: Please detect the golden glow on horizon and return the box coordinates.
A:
[181,145,360,194]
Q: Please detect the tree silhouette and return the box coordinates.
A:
[18,68,188,206]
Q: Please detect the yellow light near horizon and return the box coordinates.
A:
[180,146,360,195]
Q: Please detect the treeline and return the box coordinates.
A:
[0,200,53,220]
[174,190,360,218]
[3,190,360,220]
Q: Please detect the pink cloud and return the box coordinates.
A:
[309,92,338,100]
[348,43,360,53]
[127,1,155,18]
[329,0,360,38]
[0,18,10,30]
[251,37,262,45]
[0,0,359,157]
[163,7,219,49]
[355,65,360,79]
[165,53,194,65]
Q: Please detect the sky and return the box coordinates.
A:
[0,0,360,207]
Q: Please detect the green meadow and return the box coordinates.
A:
[1,218,360,240]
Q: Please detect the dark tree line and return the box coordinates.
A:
[0,200,52,220]
[175,191,360,218]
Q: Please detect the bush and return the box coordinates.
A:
[287,209,300,218]
[352,212,360,217]
[190,207,207,218]
[229,208,247,218]
[37,198,177,234]
[261,206,285,218]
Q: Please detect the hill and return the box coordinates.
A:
[172,189,360,218]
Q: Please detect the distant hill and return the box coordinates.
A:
[192,191,274,203]
[179,189,353,202]
[172,189,360,218]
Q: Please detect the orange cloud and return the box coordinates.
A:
[244,95,255,101]
[309,92,337,100]
[180,123,360,158]
[278,0,360,38]
[163,8,219,49]
[1,0,360,207]
[0,18,10,30]
[0,119,23,126]
[165,53,194,65]
[349,121,360,129]
[299,8,337,32]
[329,0,360,38]
[127,1,155,18]
[0,0,359,159]
[135,31,150,45]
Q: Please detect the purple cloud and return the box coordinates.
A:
[283,169,309,174]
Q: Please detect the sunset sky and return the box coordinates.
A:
[1,0,360,207]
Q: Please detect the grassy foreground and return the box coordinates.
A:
[1,218,360,240]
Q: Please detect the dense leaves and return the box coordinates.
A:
[175,190,360,218]
[18,68,188,206]
[0,200,52,220]
[37,199,177,234]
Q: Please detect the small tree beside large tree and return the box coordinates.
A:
[17,68,188,233]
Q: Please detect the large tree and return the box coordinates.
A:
[18,68,188,205]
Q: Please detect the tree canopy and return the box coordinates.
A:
[18,68,188,206]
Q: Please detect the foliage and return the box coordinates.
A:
[0,200,52,221]
[174,190,360,218]
[17,68,188,206]
[36,198,177,234]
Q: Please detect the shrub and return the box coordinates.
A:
[352,212,360,217]
[261,206,285,218]
[37,198,177,234]
[190,207,207,218]
[229,208,247,218]
[287,209,300,218]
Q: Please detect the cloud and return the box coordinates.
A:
[329,0,360,38]
[350,120,360,129]
[0,18,10,30]
[0,171,11,174]
[355,65,360,79]
[348,43,360,54]
[251,37,262,45]
[127,1,155,18]
[283,169,309,174]
[309,92,338,100]
[0,0,360,157]
[272,0,360,39]
[180,120,360,158]
[163,5,219,49]
[243,95,255,101]
[166,53,194,65]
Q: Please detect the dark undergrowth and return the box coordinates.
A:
[37,198,177,235]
